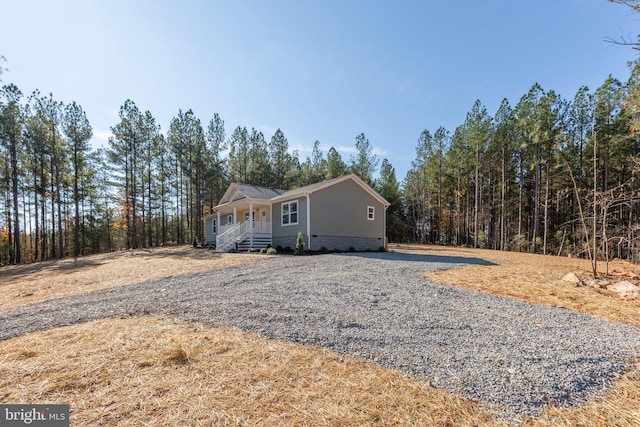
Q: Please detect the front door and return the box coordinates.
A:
[259,209,267,232]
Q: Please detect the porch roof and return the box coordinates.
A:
[206,183,285,218]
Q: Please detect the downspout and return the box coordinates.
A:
[306,193,311,251]
[384,205,389,249]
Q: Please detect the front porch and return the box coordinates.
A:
[215,220,272,252]
[213,198,274,252]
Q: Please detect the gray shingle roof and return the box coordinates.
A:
[232,183,287,200]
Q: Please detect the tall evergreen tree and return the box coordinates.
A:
[62,101,92,257]
[325,147,347,179]
[206,113,227,210]
[228,126,249,184]
[0,84,24,263]
[350,132,378,186]
[462,100,492,248]
[378,158,404,242]
[36,92,65,258]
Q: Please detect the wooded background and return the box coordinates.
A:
[2,42,640,265]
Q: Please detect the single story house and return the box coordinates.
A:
[204,174,390,252]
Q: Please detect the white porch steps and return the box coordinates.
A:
[215,221,272,252]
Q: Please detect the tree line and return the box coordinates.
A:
[0,64,394,263]
[2,56,640,265]
[403,68,640,271]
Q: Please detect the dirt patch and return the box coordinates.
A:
[0,246,263,311]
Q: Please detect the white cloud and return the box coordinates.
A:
[91,129,114,147]
[336,145,357,154]
[372,147,387,156]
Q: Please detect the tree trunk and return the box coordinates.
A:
[10,132,21,263]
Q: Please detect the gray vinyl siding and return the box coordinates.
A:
[271,197,308,249]
[205,218,216,244]
[309,179,385,250]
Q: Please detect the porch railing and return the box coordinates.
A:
[216,221,272,252]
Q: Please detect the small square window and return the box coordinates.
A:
[227,214,233,225]
[367,206,375,221]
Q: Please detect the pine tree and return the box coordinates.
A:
[325,147,347,179]
[0,84,24,263]
[350,132,378,186]
[62,101,92,257]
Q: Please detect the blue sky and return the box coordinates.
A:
[1,0,638,179]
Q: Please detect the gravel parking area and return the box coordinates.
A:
[1,252,639,421]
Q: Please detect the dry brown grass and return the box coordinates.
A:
[0,316,502,426]
[1,244,639,426]
[397,244,640,328]
[0,246,263,311]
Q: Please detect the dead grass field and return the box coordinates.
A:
[402,244,640,328]
[0,246,263,311]
[1,245,639,426]
[0,316,500,426]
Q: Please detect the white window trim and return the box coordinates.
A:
[212,219,217,234]
[367,206,375,221]
[227,214,233,225]
[281,200,299,226]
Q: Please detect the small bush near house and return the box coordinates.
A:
[260,248,267,254]
[192,237,198,248]
[284,246,292,253]
[266,247,278,255]
[349,246,356,252]
[319,246,329,254]
[295,232,305,255]
[248,248,257,253]
[276,245,284,252]
[379,246,387,252]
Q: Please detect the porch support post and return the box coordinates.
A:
[216,211,220,236]
[233,207,237,224]
[249,201,254,248]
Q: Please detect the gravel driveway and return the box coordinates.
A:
[1,252,639,421]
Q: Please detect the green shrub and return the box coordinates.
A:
[348,246,356,252]
[276,245,284,252]
[260,248,267,254]
[284,246,292,253]
[295,232,305,255]
[247,247,257,253]
[192,237,198,248]
[266,247,278,255]
[319,246,329,254]
[378,246,387,252]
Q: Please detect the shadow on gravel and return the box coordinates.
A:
[336,251,496,266]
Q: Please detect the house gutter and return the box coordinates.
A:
[305,192,311,251]
[384,205,388,249]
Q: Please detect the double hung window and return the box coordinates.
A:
[367,206,375,221]
[281,201,298,225]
